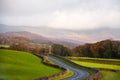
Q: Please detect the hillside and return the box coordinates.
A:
[73,39,120,59]
[0,31,50,43]
[0,24,120,43]
[0,49,63,80]
[0,36,32,45]
[69,57,120,80]
[0,36,52,55]
[0,31,80,48]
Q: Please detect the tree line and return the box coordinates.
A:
[52,39,120,59]
[1,35,120,59]
[72,39,120,59]
[0,36,51,55]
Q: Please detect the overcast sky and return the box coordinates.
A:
[0,0,120,29]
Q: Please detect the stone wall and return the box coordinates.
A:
[34,54,69,80]
[51,54,103,80]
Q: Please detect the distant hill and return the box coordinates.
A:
[0,31,50,43]
[0,35,32,45]
[1,24,120,46]
[0,31,80,48]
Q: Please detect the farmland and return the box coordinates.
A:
[0,49,63,80]
[68,57,120,80]
[101,70,120,80]
[71,60,120,70]
[67,57,120,65]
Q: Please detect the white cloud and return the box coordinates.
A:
[48,10,120,29]
[0,0,120,29]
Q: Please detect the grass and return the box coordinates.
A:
[69,57,120,80]
[50,55,95,75]
[67,57,120,65]
[46,57,74,80]
[101,70,120,80]
[0,49,63,80]
[71,60,120,70]
[68,57,120,61]
[52,70,74,80]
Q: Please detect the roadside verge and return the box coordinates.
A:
[34,54,70,80]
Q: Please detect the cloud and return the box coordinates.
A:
[0,0,120,29]
[48,10,120,29]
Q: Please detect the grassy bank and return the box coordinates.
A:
[69,57,120,80]
[101,70,120,80]
[71,60,120,70]
[67,57,120,65]
[52,70,74,80]
[50,55,95,75]
[0,49,63,80]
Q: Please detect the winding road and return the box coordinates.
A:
[47,56,90,80]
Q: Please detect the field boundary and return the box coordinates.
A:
[34,54,70,80]
[51,54,103,80]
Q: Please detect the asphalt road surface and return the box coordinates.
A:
[47,56,90,80]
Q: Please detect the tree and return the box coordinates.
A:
[52,44,72,56]
[73,39,120,59]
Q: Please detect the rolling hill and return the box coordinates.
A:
[1,24,120,47]
[0,31,81,48]
[0,49,63,80]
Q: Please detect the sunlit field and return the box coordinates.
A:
[69,57,120,80]
[71,60,120,70]
[0,49,63,80]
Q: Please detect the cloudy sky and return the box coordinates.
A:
[0,0,120,29]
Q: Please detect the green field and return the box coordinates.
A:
[67,57,120,65]
[0,49,63,80]
[69,57,120,80]
[68,57,120,61]
[71,60,120,70]
[101,70,120,80]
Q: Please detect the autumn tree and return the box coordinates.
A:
[73,39,120,59]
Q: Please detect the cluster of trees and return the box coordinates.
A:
[43,39,120,59]
[52,44,72,56]
[73,39,120,59]
[1,34,120,59]
[0,36,51,55]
